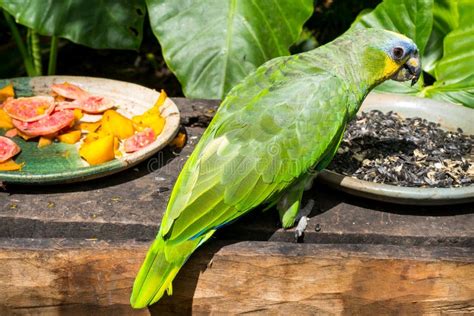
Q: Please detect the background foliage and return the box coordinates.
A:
[146,0,313,99]
[0,0,472,107]
[0,0,145,49]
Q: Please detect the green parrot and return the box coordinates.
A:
[130,28,421,308]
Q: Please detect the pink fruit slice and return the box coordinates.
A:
[3,96,55,122]
[5,128,17,138]
[124,128,156,153]
[0,136,21,163]
[51,82,89,100]
[56,95,114,114]
[12,110,75,137]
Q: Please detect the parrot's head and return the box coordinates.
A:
[353,29,421,87]
[382,31,421,86]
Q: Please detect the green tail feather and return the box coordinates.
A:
[130,230,215,309]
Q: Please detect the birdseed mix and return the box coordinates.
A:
[328,110,473,188]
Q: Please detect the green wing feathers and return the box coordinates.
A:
[131,53,350,308]
[130,229,215,308]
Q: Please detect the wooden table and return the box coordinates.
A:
[1,98,473,315]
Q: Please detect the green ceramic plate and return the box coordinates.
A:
[0,76,180,184]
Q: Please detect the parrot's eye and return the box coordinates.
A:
[392,47,405,60]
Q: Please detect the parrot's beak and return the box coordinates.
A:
[392,54,421,86]
[406,55,422,86]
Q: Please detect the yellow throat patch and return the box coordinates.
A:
[383,56,400,78]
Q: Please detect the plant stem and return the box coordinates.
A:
[2,10,36,76]
[26,28,33,59]
[30,30,42,75]
[48,36,59,75]
[146,53,160,72]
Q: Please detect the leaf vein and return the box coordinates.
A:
[271,0,294,38]
[250,0,284,56]
[241,19,269,60]
[220,0,237,97]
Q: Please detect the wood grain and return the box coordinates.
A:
[0,98,473,315]
[0,239,147,316]
[1,98,472,246]
[1,239,472,315]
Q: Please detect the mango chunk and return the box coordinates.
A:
[73,109,83,121]
[78,121,101,133]
[113,136,119,151]
[38,136,53,148]
[101,110,135,140]
[155,89,167,108]
[0,108,13,129]
[57,130,82,144]
[170,132,186,148]
[17,130,35,140]
[83,132,100,144]
[132,94,166,134]
[54,95,66,102]
[96,128,112,139]
[79,134,115,165]
[0,83,14,102]
[131,91,167,135]
[0,159,23,171]
[132,113,165,135]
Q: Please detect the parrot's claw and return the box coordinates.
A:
[294,215,308,240]
[294,199,314,240]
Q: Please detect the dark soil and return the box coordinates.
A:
[55,43,183,97]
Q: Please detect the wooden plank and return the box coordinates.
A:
[220,183,474,247]
[0,239,147,316]
[1,98,473,246]
[1,239,472,315]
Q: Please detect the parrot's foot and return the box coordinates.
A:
[294,199,314,240]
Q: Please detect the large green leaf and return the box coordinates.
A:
[422,0,459,75]
[370,78,422,95]
[0,0,145,49]
[146,0,313,99]
[422,0,474,107]
[352,0,433,55]
[423,75,474,107]
[351,0,434,93]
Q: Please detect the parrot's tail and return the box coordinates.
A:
[130,230,215,309]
